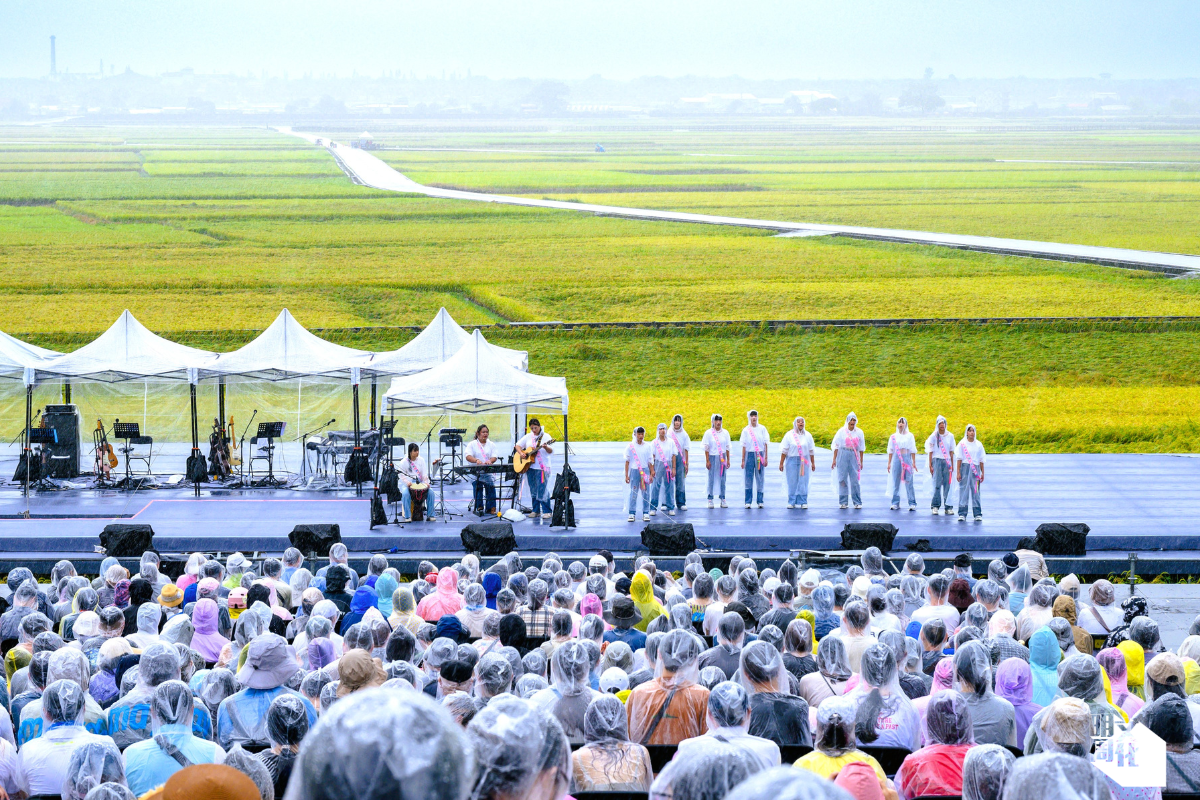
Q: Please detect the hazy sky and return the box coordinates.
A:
[4,0,1197,81]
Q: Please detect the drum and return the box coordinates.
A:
[409,483,429,520]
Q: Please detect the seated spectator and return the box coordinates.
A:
[782,619,818,681]
[1051,595,1093,656]
[649,739,766,800]
[740,640,812,747]
[799,634,852,709]
[217,635,316,750]
[627,628,709,745]
[62,739,127,800]
[468,696,571,800]
[848,643,920,750]
[1097,647,1144,718]
[962,744,1015,800]
[795,695,887,782]
[1137,695,1200,793]
[124,681,226,796]
[529,641,599,745]
[812,585,840,640]
[1002,751,1111,800]
[895,692,974,800]
[1029,626,1063,707]
[700,611,746,678]
[877,629,927,700]
[911,575,959,631]
[1015,584,1057,642]
[995,656,1042,744]
[918,618,948,675]
[258,694,309,798]
[986,610,1029,664]
[16,680,117,797]
[571,695,653,793]
[602,596,647,651]
[680,681,780,768]
[1080,580,1123,641]
[956,640,1017,746]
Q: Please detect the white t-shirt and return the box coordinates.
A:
[668,426,691,458]
[516,432,553,473]
[740,425,771,463]
[398,456,428,485]
[910,603,960,632]
[781,429,815,459]
[465,439,498,465]
[649,436,678,468]
[701,428,732,459]
[925,430,957,462]
[832,426,866,452]
[888,431,918,459]
[959,438,986,465]
[625,441,654,484]
[17,727,114,797]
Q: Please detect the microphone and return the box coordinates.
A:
[326,418,336,426]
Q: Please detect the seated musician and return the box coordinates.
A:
[465,424,499,516]
[397,443,430,522]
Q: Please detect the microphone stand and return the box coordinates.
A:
[238,410,257,486]
[298,418,336,481]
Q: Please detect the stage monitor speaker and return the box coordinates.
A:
[840,523,898,553]
[42,404,80,478]
[461,521,516,556]
[289,524,342,557]
[1023,523,1090,556]
[99,523,155,557]
[700,555,733,574]
[641,522,696,555]
[158,554,189,581]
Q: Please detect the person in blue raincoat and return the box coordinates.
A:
[216,634,316,750]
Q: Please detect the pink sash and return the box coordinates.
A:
[628,446,649,488]
[710,431,726,475]
[748,427,766,468]
[654,439,674,480]
[960,442,982,485]
[841,432,862,480]
[790,431,808,475]
[891,435,914,481]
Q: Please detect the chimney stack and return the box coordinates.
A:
[50,36,56,75]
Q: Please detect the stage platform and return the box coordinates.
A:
[0,443,1197,574]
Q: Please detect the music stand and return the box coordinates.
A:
[437,428,465,484]
[26,428,58,491]
[112,422,152,490]
[251,422,286,487]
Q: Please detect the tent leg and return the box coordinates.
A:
[352,383,362,497]
[62,382,71,405]
[190,383,201,498]
[563,414,569,467]
[370,379,377,430]
[23,386,32,500]
[218,380,226,427]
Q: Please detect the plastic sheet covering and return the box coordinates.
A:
[584,693,630,745]
[44,678,86,723]
[955,639,994,696]
[150,680,195,727]
[319,681,338,712]
[654,629,703,689]
[475,652,513,700]
[861,547,884,575]
[225,744,275,800]
[200,668,239,717]
[925,690,975,745]
[468,696,570,800]
[722,765,855,800]
[1058,655,1104,700]
[717,611,745,652]
[1034,697,1093,756]
[1000,751,1112,800]
[648,738,766,800]
[138,643,183,691]
[266,694,309,747]
[708,680,751,728]
[815,696,859,757]
[83,784,136,800]
[815,635,852,681]
[739,641,787,695]
[516,673,548,698]
[49,648,92,691]
[962,743,1016,800]
[1141,695,1194,746]
[63,740,126,800]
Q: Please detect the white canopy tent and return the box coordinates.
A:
[203,309,368,383]
[0,331,60,384]
[356,307,528,377]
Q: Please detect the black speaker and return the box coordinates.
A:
[158,554,189,581]
[641,522,696,555]
[700,555,733,574]
[99,523,155,557]
[840,523,898,553]
[1025,523,1090,556]
[42,405,80,478]
[461,521,516,556]
[289,524,342,557]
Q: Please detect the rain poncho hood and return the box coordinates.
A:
[374,574,398,616]
[416,567,463,622]
[190,598,231,663]
[629,572,664,632]
[1029,627,1062,707]
[1118,639,1146,699]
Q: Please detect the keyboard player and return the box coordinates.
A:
[464,424,499,515]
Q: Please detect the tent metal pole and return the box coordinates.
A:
[370,378,377,430]
[563,413,569,467]
[190,383,201,498]
[352,382,362,497]
[23,385,32,499]
[62,382,71,405]
[218,379,226,428]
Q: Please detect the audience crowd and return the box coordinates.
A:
[0,543,1185,800]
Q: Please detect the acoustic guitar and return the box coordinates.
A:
[512,434,555,475]
[95,419,118,479]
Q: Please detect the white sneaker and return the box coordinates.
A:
[668,509,676,516]
[931,507,940,515]
[679,504,687,511]
[958,515,966,522]
[974,514,983,521]
[708,499,714,508]
[757,502,764,509]
[801,503,808,509]
[650,509,657,517]
[542,512,552,519]
[787,504,795,509]
[890,504,899,510]
[745,503,751,509]
[854,504,862,509]
[660,504,668,511]
[909,506,917,512]
[840,504,848,509]
[720,500,728,508]
[628,514,635,521]
[643,513,650,521]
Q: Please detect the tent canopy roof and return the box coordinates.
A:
[204,309,369,382]
[385,329,567,415]
[33,311,217,383]
[0,331,60,380]
[357,308,527,376]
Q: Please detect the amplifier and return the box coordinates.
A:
[42,404,80,478]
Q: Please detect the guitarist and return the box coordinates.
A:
[514,418,554,519]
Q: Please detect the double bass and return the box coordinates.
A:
[208,418,232,479]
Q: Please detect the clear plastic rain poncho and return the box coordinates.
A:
[150,680,195,728]
[900,575,927,617]
[815,634,853,682]
[812,585,839,638]
[648,739,768,800]
[468,696,570,800]
[849,642,919,749]
[224,744,275,800]
[962,602,990,634]
[63,740,126,800]
[720,765,855,800]
[319,682,338,713]
[267,693,309,747]
[739,640,787,695]
[83,785,136,800]
[475,652,513,703]
[699,667,726,689]
[962,743,1016,800]
[199,668,240,718]
[924,690,975,745]
[534,640,597,743]
[861,547,885,576]
[654,629,703,689]
[516,673,548,698]
[43,678,86,724]
[127,603,163,650]
[1057,654,1104,701]
[814,696,859,757]
[708,680,752,728]
[1034,697,1093,756]
[1001,750,1110,800]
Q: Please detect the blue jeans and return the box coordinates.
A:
[890,454,917,507]
[526,468,550,515]
[473,476,496,514]
[707,458,727,500]
[673,454,687,507]
[931,458,953,510]
[958,468,982,517]
[836,448,861,506]
[785,456,810,505]
[628,477,650,514]
[744,459,765,504]
[400,483,413,518]
[650,468,675,511]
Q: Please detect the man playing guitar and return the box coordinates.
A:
[513,418,555,519]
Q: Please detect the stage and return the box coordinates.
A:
[0,441,1196,574]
